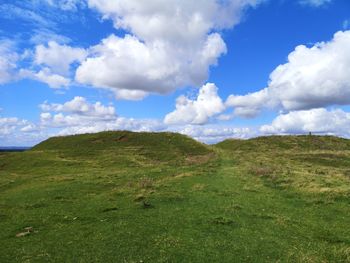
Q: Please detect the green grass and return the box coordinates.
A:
[0,132,349,262]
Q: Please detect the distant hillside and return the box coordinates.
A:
[31,131,213,164]
[215,135,350,151]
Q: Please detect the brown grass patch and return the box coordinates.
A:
[249,166,275,177]
[185,153,215,165]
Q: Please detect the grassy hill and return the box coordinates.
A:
[0,132,349,262]
[216,135,350,151]
[32,131,213,164]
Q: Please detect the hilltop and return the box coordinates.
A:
[31,131,213,165]
[216,135,350,151]
[0,132,349,262]
[32,130,210,154]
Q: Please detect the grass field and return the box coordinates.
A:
[0,131,349,262]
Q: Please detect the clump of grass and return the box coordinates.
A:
[211,216,237,226]
[101,207,118,213]
[343,170,350,178]
[139,177,154,189]
[15,227,35,238]
[249,166,275,177]
[141,200,153,209]
[134,194,145,202]
[192,183,206,191]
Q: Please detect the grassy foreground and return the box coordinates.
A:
[0,131,349,262]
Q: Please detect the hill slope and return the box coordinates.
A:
[216,135,350,196]
[216,135,350,151]
[31,131,213,165]
[0,133,349,262]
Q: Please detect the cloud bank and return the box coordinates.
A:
[261,108,350,137]
[226,30,350,117]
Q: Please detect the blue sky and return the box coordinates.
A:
[0,0,350,146]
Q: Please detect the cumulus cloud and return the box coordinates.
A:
[0,116,43,145]
[1,93,258,145]
[39,96,166,134]
[87,0,262,43]
[20,68,71,89]
[260,108,350,136]
[33,96,253,144]
[1,40,86,89]
[226,30,350,117]
[164,83,225,125]
[40,96,115,117]
[76,32,226,97]
[226,88,270,118]
[34,41,87,75]
[76,0,263,97]
[39,108,166,135]
[0,117,24,136]
[114,89,149,101]
[179,125,255,144]
[55,117,165,136]
[0,115,47,146]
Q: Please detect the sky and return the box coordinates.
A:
[0,0,350,146]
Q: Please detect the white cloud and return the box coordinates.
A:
[39,101,165,135]
[55,117,165,136]
[0,117,23,136]
[0,40,76,88]
[260,108,350,136]
[35,68,71,88]
[20,123,39,132]
[20,68,71,89]
[226,30,350,117]
[40,96,115,117]
[179,125,255,144]
[87,0,262,42]
[38,96,166,134]
[76,33,226,95]
[76,0,263,96]
[1,91,259,145]
[164,83,225,125]
[343,19,349,30]
[28,96,253,144]
[299,0,332,7]
[0,116,47,146]
[226,88,270,118]
[35,41,87,75]
[113,89,149,101]
[0,40,19,84]
[0,116,43,145]
[1,40,86,89]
